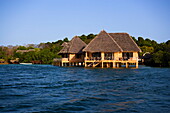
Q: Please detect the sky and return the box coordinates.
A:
[0,0,170,46]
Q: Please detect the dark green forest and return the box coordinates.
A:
[0,33,170,67]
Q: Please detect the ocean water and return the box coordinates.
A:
[0,64,169,113]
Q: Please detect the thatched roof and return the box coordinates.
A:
[83,30,141,52]
[83,30,122,52]
[108,33,141,52]
[58,36,87,54]
[61,42,68,47]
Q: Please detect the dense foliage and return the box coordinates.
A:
[133,37,170,67]
[0,38,68,64]
[0,34,169,67]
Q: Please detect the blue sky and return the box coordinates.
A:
[0,0,170,46]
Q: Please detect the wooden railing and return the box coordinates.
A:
[85,57,102,61]
[54,57,138,62]
[85,57,138,61]
[104,57,115,60]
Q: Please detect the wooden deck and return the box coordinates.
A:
[53,57,139,68]
[84,57,138,68]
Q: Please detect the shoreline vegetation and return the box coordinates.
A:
[0,34,170,67]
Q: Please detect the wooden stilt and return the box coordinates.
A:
[136,61,138,68]
[113,62,115,68]
[106,63,109,68]
[101,62,103,68]
[126,62,129,68]
[85,62,87,67]
[92,62,95,67]
[116,63,119,68]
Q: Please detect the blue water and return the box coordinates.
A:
[0,65,169,113]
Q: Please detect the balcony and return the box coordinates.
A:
[85,57,102,61]
[85,57,138,61]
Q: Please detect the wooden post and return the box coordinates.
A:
[101,52,104,60]
[126,62,129,68]
[101,62,103,68]
[92,62,95,67]
[85,52,87,57]
[85,62,87,67]
[136,61,138,68]
[113,62,115,68]
[106,63,109,68]
[117,63,119,68]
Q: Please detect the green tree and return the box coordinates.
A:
[152,50,164,66]
[17,46,27,50]
[140,46,154,55]
[63,37,69,42]
[131,36,137,43]
[137,37,145,46]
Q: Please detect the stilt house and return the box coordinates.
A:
[83,30,141,68]
[57,36,87,66]
[56,30,141,68]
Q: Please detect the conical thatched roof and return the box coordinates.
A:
[58,36,87,54]
[58,42,70,54]
[108,33,141,52]
[83,30,141,52]
[83,30,122,52]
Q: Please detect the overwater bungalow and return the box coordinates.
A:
[83,30,141,68]
[56,36,87,66]
[55,30,141,68]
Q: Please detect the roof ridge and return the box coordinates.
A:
[68,36,75,52]
[83,34,99,52]
[107,32,123,52]
[77,36,87,46]
[68,36,87,53]
[83,30,123,52]
[83,30,107,52]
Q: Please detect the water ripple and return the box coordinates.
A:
[0,65,169,112]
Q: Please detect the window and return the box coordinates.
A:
[104,53,113,60]
[92,52,101,57]
[123,52,133,60]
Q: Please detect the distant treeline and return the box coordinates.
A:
[0,34,170,67]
